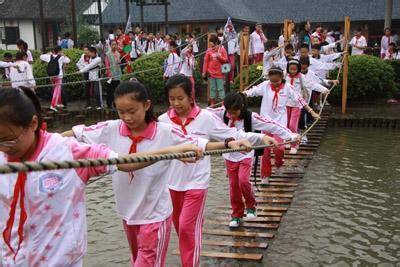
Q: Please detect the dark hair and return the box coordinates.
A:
[268,66,284,77]
[389,42,396,47]
[266,40,278,50]
[0,87,43,136]
[209,34,220,45]
[3,53,13,59]
[16,39,28,52]
[384,27,391,32]
[223,92,248,119]
[299,56,310,66]
[108,29,114,34]
[311,43,321,50]
[64,32,71,38]
[356,28,362,33]
[284,43,294,51]
[88,46,97,54]
[114,81,157,123]
[53,45,62,53]
[287,59,301,74]
[169,40,178,48]
[315,23,322,28]
[83,44,90,50]
[15,52,27,61]
[165,74,193,99]
[300,43,309,50]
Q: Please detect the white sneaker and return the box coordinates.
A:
[56,104,65,108]
[260,177,269,184]
[285,143,290,149]
[246,208,257,219]
[301,135,308,144]
[85,106,92,110]
[229,218,241,228]
[289,147,298,154]
[49,106,58,112]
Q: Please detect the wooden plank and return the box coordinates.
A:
[256,205,288,211]
[202,239,269,249]
[203,229,274,239]
[256,187,295,192]
[173,250,263,261]
[207,220,279,229]
[255,178,300,183]
[255,193,294,198]
[253,182,298,187]
[215,216,281,223]
[255,198,292,204]
[214,209,284,217]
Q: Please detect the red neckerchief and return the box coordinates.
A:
[288,73,301,85]
[229,118,238,128]
[170,116,194,135]
[84,55,90,64]
[270,82,285,111]
[127,135,145,181]
[3,159,28,261]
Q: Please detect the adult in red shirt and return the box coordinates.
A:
[116,27,132,73]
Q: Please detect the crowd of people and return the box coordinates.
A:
[0,19,399,267]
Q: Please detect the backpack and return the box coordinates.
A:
[223,109,264,156]
[46,55,61,76]
[60,39,69,49]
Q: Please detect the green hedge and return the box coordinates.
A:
[129,51,204,103]
[0,49,42,62]
[329,55,397,103]
[232,63,263,107]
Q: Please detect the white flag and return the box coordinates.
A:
[125,15,132,34]
[224,17,237,41]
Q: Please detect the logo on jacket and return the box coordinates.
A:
[39,173,64,192]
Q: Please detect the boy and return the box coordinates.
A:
[249,23,267,64]
[105,40,122,108]
[349,29,367,55]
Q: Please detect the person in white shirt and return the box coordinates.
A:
[9,52,36,90]
[311,44,343,63]
[163,41,181,79]
[349,29,367,55]
[129,32,142,61]
[0,53,16,83]
[185,33,199,54]
[179,45,196,98]
[155,33,165,52]
[78,46,103,109]
[144,33,156,54]
[384,42,400,60]
[224,17,239,83]
[249,23,267,64]
[263,40,281,76]
[381,28,394,59]
[16,39,33,64]
[39,46,70,112]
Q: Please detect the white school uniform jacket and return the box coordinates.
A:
[245,81,307,126]
[130,39,143,59]
[314,52,342,63]
[179,47,195,77]
[155,38,165,52]
[0,131,116,266]
[249,31,267,55]
[207,107,296,162]
[39,53,71,78]
[227,37,239,55]
[349,36,367,55]
[380,35,394,55]
[164,52,181,78]
[9,60,36,89]
[158,106,265,191]
[303,69,331,88]
[78,56,102,81]
[76,54,90,71]
[73,120,207,225]
[285,73,329,107]
[305,55,339,79]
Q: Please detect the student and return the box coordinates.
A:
[244,66,319,182]
[381,27,394,59]
[274,43,295,72]
[311,44,343,62]
[105,40,122,109]
[298,21,312,51]
[202,35,228,105]
[249,23,267,64]
[76,45,92,109]
[116,27,132,73]
[224,18,239,84]
[311,24,324,45]
[9,52,36,90]
[78,46,103,110]
[207,92,297,226]
[263,40,281,76]
[349,29,367,55]
[185,33,199,54]
[40,46,71,112]
[179,44,196,98]
[1,53,17,83]
[64,80,243,267]
[164,41,182,79]
[144,33,156,54]
[16,39,33,64]
[129,31,142,61]
[60,32,75,49]
[285,59,329,154]
[384,42,399,60]
[155,32,165,52]
[158,74,276,267]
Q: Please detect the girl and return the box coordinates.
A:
[39,46,71,112]
[76,45,93,109]
[64,81,247,267]
[179,44,196,98]
[0,87,201,267]
[16,39,33,64]
[9,52,36,90]
[285,59,329,154]
[158,74,276,267]
[208,92,298,227]
[105,40,122,109]
[245,66,319,183]
[202,35,228,105]
[163,41,181,80]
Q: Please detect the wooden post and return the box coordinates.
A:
[283,19,289,43]
[140,0,144,29]
[206,33,211,103]
[164,0,169,34]
[70,0,77,46]
[239,31,250,91]
[342,16,351,114]
[97,0,104,38]
[38,0,46,52]
[125,0,130,22]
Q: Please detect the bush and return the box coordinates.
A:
[232,63,264,107]
[329,55,396,103]
[129,51,204,103]
[0,49,41,62]
[33,48,87,101]
[385,60,400,85]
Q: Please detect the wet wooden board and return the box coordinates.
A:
[207,220,280,229]
[215,210,283,217]
[216,205,288,212]
[173,250,263,261]
[203,229,274,239]
[253,193,294,198]
[253,182,298,187]
[255,198,292,204]
[215,216,281,223]
[202,239,269,249]
[256,187,295,192]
